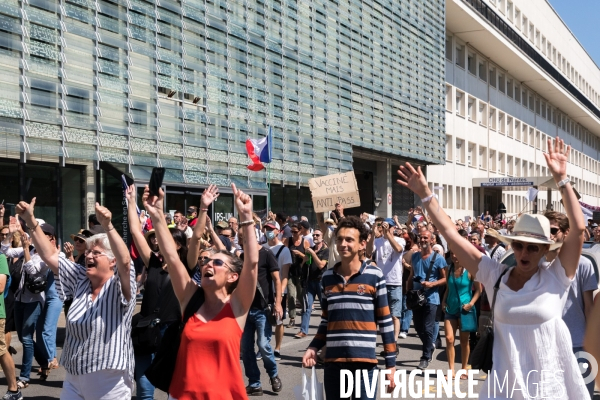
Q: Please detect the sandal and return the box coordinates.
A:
[39,367,51,381]
[48,358,59,369]
[16,379,28,389]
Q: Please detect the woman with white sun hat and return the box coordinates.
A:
[396,137,590,400]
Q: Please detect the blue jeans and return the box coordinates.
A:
[300,280,322,334]
[241,308,278,388]
[324,363,378,400]
[573,346,595,399]
[37,282,63,362]
[14,301,43,381]
[135,353,155,400]
[400,293,413,333]
[412,303,437,361]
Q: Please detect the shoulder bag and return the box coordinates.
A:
[406,252,437,310]
[132,273,178,356]
[450,266,477,333]
[468,267,510,372]
[145,286,205,392]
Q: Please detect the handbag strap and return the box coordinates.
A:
[489,267,511,325]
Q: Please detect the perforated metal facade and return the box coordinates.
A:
[0,0,445,189]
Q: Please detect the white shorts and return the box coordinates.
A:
[61,369,132,400]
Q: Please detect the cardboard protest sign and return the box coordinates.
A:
[308,171,361,213]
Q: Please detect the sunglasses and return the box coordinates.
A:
[550,227,560,235]
[511,241,541,253]
[313,234,321,237]
[291,231,299,234]
[74,237,86,244]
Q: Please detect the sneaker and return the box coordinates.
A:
[274,350,281,361]
[399,332,407,339]
[256,351,262,361]
[2,391,23,400]
[245,385,263,396]
[286,319,295,328]
[417,359,429,370]
[270,376,283,392]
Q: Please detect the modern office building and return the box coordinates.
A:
[0,0,445,240]
[433,0,600,220]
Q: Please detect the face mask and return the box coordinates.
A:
[265,231,276,240]
[328,226,335,232]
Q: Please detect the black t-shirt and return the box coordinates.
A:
[140,253,181,324]
[242,247,280,310]
[305,246,330,281]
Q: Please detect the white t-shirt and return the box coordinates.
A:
[475,256,588,400]
[264,243,292,294]
[373,236,406,286]
[303,234,314,247]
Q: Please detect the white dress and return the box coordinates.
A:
[475,256,590,400]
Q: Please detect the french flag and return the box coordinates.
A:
[246,126,273,171]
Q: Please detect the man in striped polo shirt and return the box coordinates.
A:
[302,216,396,399]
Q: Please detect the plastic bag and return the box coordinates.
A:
[293,366,324,400]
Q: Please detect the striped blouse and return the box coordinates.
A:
[308,260,397,368]
[56,256,136,378]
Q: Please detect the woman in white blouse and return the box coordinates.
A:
[397,137,590,400]
[16,199,136,400]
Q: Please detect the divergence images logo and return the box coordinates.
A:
[574,351,598,385]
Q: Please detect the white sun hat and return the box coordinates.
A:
[486,214,562,251]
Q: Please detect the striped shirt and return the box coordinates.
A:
[56,256,136,378]
[308,260,397,368]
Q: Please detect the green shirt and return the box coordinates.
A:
[0,255,8,319]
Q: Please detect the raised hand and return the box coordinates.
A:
[205,215,214,231]
[201,184,219,208]
[232,183,252,218]
[142,185,164,218]
[15,198,36,225]
[8,216,19,234]
[125,184,136,203]
[95,203,113,229]
[396,163,430,199]
[21,233,31,249]
[63,241,74,257]
[544,136,569,181]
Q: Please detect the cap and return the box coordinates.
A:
[592,223,599,228]
[40,223,55,237]
[383,218,396,227]
[216,221,229,229]
[82,225,106,236]
[290,215,298,222]
[325,218,335,225]
[299,220,310,230]
[264,221,280,230]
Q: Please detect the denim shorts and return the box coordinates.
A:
[444,311,460,321]
[387,285,403,318]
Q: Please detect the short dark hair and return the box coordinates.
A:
[334,215,369,242]
[276,212,288,222]
[543,211,569,233]
[457,229,468,238]
[88,214,99,225]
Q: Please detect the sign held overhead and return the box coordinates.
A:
[308,171,361,213]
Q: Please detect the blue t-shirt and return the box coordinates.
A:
[411,251,447,305]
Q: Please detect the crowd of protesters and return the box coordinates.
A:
[0,138,597,398]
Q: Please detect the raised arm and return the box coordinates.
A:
[187,185,217,270]
[95,203,133,301]
[15,198,59,274]
[397,164,483,277]
[126,184,152,268]
[143,186,196,310]
[544,137,584,279]
[230,184,259,318]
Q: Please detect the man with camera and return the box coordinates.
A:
[406,229,446,370]
[367,217,405,345]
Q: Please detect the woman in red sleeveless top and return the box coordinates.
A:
[143,183,259,400]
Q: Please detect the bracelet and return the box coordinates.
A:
[105,225,115,233]
[557,177,570,188]
[200,208,209,212]
[27,221,39,232]
[420,193,438,203]
[239,220,254,227]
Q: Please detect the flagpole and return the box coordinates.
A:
[267,162,271,214]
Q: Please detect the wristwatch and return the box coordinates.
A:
[557,177,570,188]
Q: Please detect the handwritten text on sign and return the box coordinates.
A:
[309,171,361,213]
